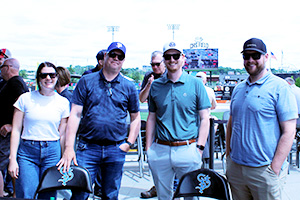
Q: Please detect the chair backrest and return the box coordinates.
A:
[34,165,93,198]
[173,168,231,200]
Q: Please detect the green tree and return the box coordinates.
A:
[67,65,75,74]
[19,70,28,79]
[295,77,300,87]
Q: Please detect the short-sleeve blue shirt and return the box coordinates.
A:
[72,70,139,142]
[230,72,298,167]
[149,71,211,141]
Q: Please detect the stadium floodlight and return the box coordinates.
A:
[107,26,120,42]
[167,24,180,40]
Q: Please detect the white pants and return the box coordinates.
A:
[147,142,202,200]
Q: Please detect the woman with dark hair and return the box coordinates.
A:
[8,62,70,199]
[55,66,72,104]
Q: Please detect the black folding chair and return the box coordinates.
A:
[173,168,231,200]
[34,165,93,199]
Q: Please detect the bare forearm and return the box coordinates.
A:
[146,112,156,150]
[127,112,141,144]
[64,115,81,150]
[197,109,210,146]
[271,119,296,174]
[139,84,151,103]
[272,133,294,169]
[9,110,24,160]
[9,130,21,160]
[198,120,209,147]
[226,116,232,156]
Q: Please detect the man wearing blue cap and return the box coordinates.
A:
[57,42,141,200]
[226,38,298,200]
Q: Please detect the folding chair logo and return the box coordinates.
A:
[58,167,74,186]
[195,173,211,194]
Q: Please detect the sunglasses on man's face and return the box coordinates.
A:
[0,64,10,69]
[108,52,125,61]
[150,61,162,67]
[39,73,57,79]
[243,53,262,60]
[163,53,181,61]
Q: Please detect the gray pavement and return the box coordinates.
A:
[57,151,300,200]
[119,154,300,200]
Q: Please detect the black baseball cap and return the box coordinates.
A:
[241,38,267,54]
[96,49,106,60]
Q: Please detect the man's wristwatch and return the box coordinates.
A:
[126,140,135,149]
[196,144,205,151]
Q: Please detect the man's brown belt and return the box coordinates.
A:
[156,139,196,146]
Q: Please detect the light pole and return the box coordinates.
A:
[107,26,119,42]
[167,24,180,40]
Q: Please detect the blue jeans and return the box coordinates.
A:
[71,140,126,200]
[16,139,61,199]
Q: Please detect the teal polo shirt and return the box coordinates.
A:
[149,71,211,141]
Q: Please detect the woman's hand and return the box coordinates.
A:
[8,159,19,179]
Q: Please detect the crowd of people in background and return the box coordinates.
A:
[0,37,299,200]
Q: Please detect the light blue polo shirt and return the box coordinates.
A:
[230,72,298,167]
[149,71,211,141]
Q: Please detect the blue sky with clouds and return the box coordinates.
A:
[1,0,299,71]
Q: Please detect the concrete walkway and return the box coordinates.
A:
[118,153,300,200]
[56,151,300,200]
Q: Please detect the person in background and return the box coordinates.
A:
[146,41,211,199]
[0,49,14,197]
[55,66,73,156]
[82,49,106,76]
[0,58,28,197]
[285,77,300,115]
[196,72,217,110]
[139,51,166,103]
[8,62,70,199]
[196,71,218,167]
[139,51,166,198]
[226,38,298,200]
[57,42,141,200]
[55,66,72,105]
[0,49,12,89]
[0,49,11,66]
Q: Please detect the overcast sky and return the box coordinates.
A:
[1,0,299,71]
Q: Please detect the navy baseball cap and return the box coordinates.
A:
[96,49,106,60]
[241,38,267,54]
[107,42,126,55]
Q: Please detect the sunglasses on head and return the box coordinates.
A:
[39,73,57,79]
[105,82,112,97]
[163,53,181,61]
[150,61,162,67]
[108,52,125,61]
[243,53,262,60]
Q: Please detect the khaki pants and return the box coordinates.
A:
[226,156,288,200]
